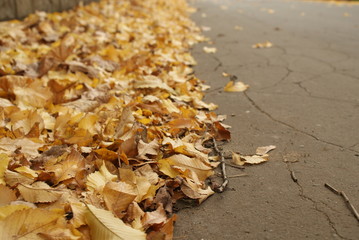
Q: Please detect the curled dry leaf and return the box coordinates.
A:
[232,152,269,166]
[256,145,276,156]
[224,81,249,92]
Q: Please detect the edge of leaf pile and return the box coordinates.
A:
[0,0,231,239]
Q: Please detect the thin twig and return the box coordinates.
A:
[212,138,228,193]
[324,183,340,195]
[340,191,359,223]
[226,162,245,169]
[324,183,359,223]
[228,174,248,178]
[290,170,298,182]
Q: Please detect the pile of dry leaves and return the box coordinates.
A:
[0,0,232,239]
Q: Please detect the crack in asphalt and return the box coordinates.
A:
[284,162,351,240]
[243,91,359,154]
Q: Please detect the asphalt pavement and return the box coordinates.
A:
[174,0,359,239]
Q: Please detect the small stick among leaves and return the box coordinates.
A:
[324,183,359,223]
[212,138,228,193]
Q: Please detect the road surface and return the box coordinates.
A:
[175,0,359,239]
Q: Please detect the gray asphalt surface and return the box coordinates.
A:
[174,0,359,239]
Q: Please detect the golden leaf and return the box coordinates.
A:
[46,149,85,184]
[0,208,62,240]
[165,154,213,181]
[87,163,118,193]
[224,81,249,92]
[0,154,9,185]
[0,205,31,220]
[17,182,62,203]
[84,204,146,240]
[203,46,217,53]
[14,166,38,179]
[4,170,34,187]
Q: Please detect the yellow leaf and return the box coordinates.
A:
[224,81,249,92]
[134,176,151,202]
[14,81,53,108]
[46,149,85,184]
[166,154,213,181]
[203,46,217,53]
[14,166,38,179]
[17,182,62,203]
[5,170,34,187]
[252,41,273,48]
[0,154,9,185]
[0,208,62,240]
[85,204,146,240]
[158,159,180,178]
[0,204,31,220]
[87,163,118,193]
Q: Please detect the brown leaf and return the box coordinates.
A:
[103,181,137,218]
[137,139,159,160]
[0,184,16,206]
[45,149,85,184]
[211,122,231,141]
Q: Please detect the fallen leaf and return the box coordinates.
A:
[252,41,273,48]
[85,204,146,240]
[87,162,118,193]
[256,145,276,156]
[232,152,269,166]
[203,46,217,53]
[0,184,17,206]
[0,204,31,220]
[0,138,44,157]
[137,139,160,160]
[0,154,9,185]
[103,181,137,218]
[17,182,63,203]
[0,208,63,239]
[224,81,249,92]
